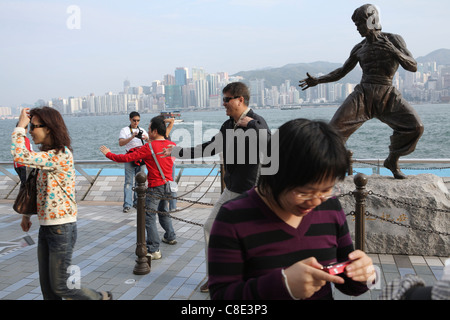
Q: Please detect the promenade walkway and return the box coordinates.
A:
[0,172,448,301]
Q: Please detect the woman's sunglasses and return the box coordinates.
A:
[29,123,47,131]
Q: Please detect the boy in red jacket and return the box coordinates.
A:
[100,115,176,260]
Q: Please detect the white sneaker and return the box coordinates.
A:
[147,250,162,260]
[162,237,177,245]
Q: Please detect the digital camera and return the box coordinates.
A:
[135,129,144,139]
[322,260,351,275]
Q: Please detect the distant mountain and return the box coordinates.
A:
[233,49,450,88]
[233,61,362,88]
[416,48,450,65]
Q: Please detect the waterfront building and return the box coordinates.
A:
[175,67,188,86]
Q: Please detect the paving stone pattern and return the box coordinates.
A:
[0,173,448,300]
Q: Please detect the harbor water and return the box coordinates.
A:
[2,104,450,166]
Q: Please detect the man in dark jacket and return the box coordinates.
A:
[160,82,271,292]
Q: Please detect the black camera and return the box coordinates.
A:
[135,129,143,140]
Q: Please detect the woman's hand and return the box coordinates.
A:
[344,250,376,284]
[18,108,31,128]
[20,215,32,232]
[283,257,345,299]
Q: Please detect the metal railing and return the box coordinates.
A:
[2,158,450,184]
[2,158,449,273]
[0,158,224,186]
[1,158,449,202]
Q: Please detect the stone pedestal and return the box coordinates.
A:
[337,174,450,256]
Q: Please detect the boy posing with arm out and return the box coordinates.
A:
[100,115,176,260]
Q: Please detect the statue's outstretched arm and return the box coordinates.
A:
[299,42,361,90]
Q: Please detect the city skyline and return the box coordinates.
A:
[0,54,445,118]
[1,0,449,108]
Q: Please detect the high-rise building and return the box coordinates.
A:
[249,79,265,107]
[123,79,130,94]
[192,67,205,81]
[195,79,208,108]
[0,106,12,116]
[207,74,219,96]
[175,67,188,86]
[164,74,175,85]
[165,85,183,109]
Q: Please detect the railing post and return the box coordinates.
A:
[220,164,225,194]
[353,173,368,251]
[347,150,354,176]
[133,171,150,275]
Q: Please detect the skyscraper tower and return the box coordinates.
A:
[175,67,188,86]
[123,79,130,94]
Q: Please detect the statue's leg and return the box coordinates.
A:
[383,154,406,179]
[379,89,424,179]
[329,86,369,141]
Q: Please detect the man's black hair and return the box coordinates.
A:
[150,115,167,137]
[129,111,140,119]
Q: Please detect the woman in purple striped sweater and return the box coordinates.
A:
[208,118,375,300]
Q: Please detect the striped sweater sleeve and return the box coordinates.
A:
[208,190,369,300]
[208,206,292,300]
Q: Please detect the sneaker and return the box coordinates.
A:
[162,237,177,245]
[100,291,113,300]
[200,280,209,293]
[147,250,162,260]
[123,207,131,213]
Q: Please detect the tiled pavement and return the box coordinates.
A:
[0,172,448,301]
[0,201,211,301]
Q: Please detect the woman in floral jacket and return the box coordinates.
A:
[12,107,111,300]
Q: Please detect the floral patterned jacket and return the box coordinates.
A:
[11,127,77,225]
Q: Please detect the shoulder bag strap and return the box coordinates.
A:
[149,143,167,182]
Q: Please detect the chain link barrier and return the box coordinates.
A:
[137,165,450,237]
[352,159,450,171]
[339,190,450,236]
[135,166,220,227]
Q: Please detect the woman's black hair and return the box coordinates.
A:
[257,118,349,207]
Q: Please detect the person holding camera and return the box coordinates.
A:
[118,111,149,213]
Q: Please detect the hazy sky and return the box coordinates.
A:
[1,0,449,107]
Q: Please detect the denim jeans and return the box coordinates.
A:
[145,184,176,253]
[124,162,145,209]
[159,192,177,211]
[38,223,102,300]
